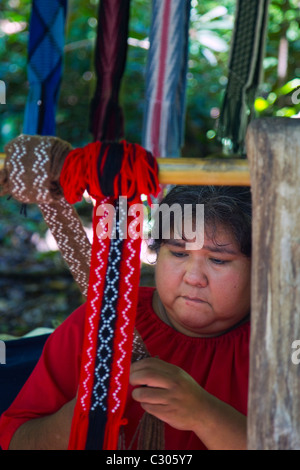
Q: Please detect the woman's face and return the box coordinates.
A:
[154,225,251,337]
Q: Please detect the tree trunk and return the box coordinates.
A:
[246,117,300,449]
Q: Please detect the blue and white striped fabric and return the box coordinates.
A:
[24,0,67,136]
[142,0,191,158]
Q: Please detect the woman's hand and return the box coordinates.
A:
[130,357,204,432]
[130,357,247,450]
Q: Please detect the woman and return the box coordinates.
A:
[0,185,252,450]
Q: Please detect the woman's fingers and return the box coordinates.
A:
[131,384,168,404]
[130,357,178,388]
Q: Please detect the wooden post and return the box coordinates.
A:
[246,117,300,449]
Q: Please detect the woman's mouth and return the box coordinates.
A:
[183,296,207,304]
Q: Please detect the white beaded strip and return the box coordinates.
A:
[39,199,91,297]
[32,139,52,203]
[81,198,109,411]
[9,135,30,202]
[111,236,136,414]
[91,199,124,411]
[91,237,122,411]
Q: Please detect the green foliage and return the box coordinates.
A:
[255,0,300,118]
[0,0,236,155]
[1,0,299,154]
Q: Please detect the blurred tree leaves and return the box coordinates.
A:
[0,0,236,155]
[1,0,299,155]
[254,0,300,118]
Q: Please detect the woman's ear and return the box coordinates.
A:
[144,239,159,265]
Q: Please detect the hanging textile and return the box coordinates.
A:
[23,0,67,136]
[142,0,191,158]
[0,134,91,295]
[90,0,131,142]
[217,0,270,154]
[59,141,160,449]
[0,134,164,450]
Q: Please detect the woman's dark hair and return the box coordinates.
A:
[148,185,252,257]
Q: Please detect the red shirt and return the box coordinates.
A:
[0,287,250,450]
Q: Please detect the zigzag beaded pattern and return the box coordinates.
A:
[4,135,92,298]
[81,198,109,411]
[39,199,91,297]
[7,135,31,202]
[111,236,136,413]
[91,199,124,412]
[32,139,52,203]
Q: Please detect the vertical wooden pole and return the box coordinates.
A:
[246,117,300,449]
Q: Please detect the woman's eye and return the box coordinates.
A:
[210,258,227,265]
[171,251,187,258]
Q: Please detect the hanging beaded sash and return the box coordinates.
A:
[59,140,160,449]
[0,135,164,449]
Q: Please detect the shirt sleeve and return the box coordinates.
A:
[0,304,85,450]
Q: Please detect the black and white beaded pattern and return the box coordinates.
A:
[110,235,137,414]
[90,198,125,413]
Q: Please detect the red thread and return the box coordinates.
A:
[60,141,160,205]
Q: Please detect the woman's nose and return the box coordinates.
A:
[183,260,208,287]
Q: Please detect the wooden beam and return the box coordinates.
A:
[246,117,300,449]
[0,152,250,186]
[157,157,250,186]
